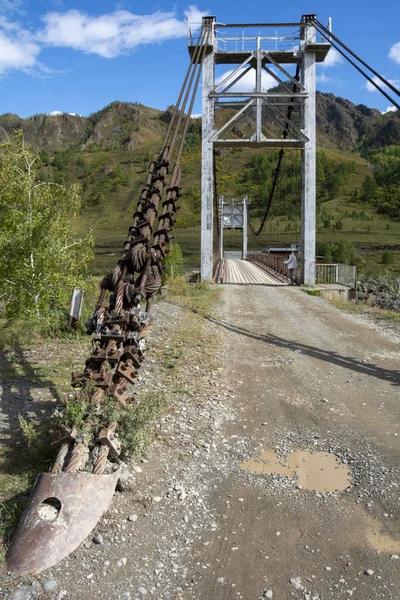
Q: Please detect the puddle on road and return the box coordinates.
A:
[240,449,351,492]
[366,517,400,553]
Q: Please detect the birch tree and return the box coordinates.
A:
[0,131,94,318]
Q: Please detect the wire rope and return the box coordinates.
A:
[314,19,400,99]
[312,20,400,111]
[247,63,301,236]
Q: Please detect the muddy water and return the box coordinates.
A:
[240,449,352,492]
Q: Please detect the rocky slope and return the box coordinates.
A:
[0,94,398,153]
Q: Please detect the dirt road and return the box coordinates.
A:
[3,284,400,600]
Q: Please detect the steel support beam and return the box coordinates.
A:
[301,20,317,285]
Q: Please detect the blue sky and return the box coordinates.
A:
[0,0,399,118]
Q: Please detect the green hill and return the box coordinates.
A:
[1,95,399,276]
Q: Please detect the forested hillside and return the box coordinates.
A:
[0,93,399,275]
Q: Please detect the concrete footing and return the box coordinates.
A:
[315,284,355,301]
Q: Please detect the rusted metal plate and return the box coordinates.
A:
[7,471,119,575]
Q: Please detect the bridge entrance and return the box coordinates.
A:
[219,258,285,285]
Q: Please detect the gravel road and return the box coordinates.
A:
[2,285,399,600]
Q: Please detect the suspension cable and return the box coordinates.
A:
[168,28,209,163]
[162,27,206,150]
[313,19,400,99]
[312,21,400,111]
[248,63,301,236]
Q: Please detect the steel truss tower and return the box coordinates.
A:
[188,14,331,284]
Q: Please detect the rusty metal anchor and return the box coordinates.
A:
[6,471,119,575]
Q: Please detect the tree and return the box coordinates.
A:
[0,131,94,318]
[382,250,394,265]
[360,174,377,202]
[335,218,343,231]
[163,242,184,280]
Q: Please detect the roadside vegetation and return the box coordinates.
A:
[0,158,220,562]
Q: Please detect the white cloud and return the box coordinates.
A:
[0,5,207,75]
[39,5,208,58]
[316,73,332,84]
[216,68,276,93]
[323,47,343,68]
[381,105,397,114]
[184,5,206,29]
[365,75,400,92]
[389,41,400,64]
[0,18,40,74]
[0,0,25,14]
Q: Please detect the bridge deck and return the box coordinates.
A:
[223,259,285,285]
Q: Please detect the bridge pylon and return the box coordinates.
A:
[188,14,331,284]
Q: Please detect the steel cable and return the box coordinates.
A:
[162,28,205,149]
[312,21,400,111]
[167,27,207,162]
[248,63,301,236]
[314,19,400,99]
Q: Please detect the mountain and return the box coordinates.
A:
[0,94,399,276]
[0,94,398,153]
[0,102,164,153]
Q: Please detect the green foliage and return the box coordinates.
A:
[382,250,394,265]
[354,146,400,219]
[0,131,94,318]
[335,218,343,231]
[0,497,26,556]
[240,150,355,220]
[163,242,184,280]
[88,190,105,206]
[316,150,356,202]
[38,150,51,166]
[316,239,358,265]
[166,275,189,296]
[359,174,377,202]
[56,390,167,455]
[52,149,71,170]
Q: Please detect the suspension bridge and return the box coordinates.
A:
[5,11,400,580]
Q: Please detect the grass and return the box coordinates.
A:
[0,273,221,563]
[0,276,100,351]
[327,297,400,322]
[302,288,321,297]
[166,277,221,316]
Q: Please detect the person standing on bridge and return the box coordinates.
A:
[284,251,297,285]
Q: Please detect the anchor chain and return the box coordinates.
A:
[52,146,179,475]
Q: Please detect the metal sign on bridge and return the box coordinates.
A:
[222,200,244,229]
[219,196,248,260]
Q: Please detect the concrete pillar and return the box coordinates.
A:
[301,23,316,285]
[201,23,215,280]
[242,196,248,259]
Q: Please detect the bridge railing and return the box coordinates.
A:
[187,22,327,51]
[247,252,300,283]
[315,263,357,288]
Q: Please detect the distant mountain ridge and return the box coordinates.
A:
[0,94,398,153]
